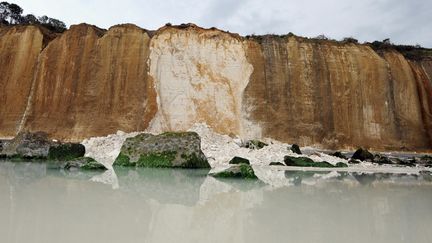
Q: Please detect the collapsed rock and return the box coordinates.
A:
[372,154,393,165]
[244,140,268,150]
[1,131,84,161]
[331,151,347,160]
[284,156,348,168]
[290,144,302,154]
[64,157,107,170]
[269,162,285,166]
[48,143,85,161]
[2,131,52,158]
[113,132,210,168]
[351,148,374,161]
[210,164,258,179]
[229,156,250,165]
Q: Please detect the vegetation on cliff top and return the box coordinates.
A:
[0,1,66,32]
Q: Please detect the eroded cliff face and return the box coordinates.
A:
[22,24,157,141]
[0,26,45,138]
[0,23,431,151]
[243,37,431,149]
[148,26,255,136]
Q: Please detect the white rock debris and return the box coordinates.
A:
[82,131,141,169]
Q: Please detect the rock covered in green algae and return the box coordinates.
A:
[0,131,85,162]
[284,156,348,168]
[290,144,302,154]
[1,131,53,158]
[211,164,258,179]
[244,140,268,150]
[229,156,250,165]
[64,157,107,170]
[48,143,85,161]
[113,132,210,168]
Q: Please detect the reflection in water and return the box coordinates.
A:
[0,162,431,243]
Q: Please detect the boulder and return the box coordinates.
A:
[351,148,374,161]
[211,164,258,179]
[284,156,347,168]
[269,162,285,166]
[331,151,347,159]
[290,144,302,154]
[48,143,85,161]
[113,132,210,168]
[372,154,393,165]
[348,159,360,164]
[229,156,250,165]
[64,157,107,171]
[0,131,87,162]
[244,140,268,150]
[393,158,415,167]
[3,131,53,158]
[418,155,432,167]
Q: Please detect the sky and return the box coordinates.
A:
[11,0,432,47]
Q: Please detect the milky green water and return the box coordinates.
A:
[0,162,431,243]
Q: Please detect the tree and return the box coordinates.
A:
[22,14,37,24]
[315,34,329,40]
[8,3,22,23]
[38,15,49,24]
[0,1,67,32]
[0,2,11,24]
[47,17,66,32]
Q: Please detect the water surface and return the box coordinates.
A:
[0,162,431,243]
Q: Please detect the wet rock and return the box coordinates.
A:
[393,158,416,167]
[290,144,302,154]
[64,157,107,171]
[348,159,360,164]
[0,132,88,163]
[211,164,258,179]
[335,162,349,168]
[331,151,347,160]
[2,131,53,158]
[113,132,210,168]
[352,148,374,161]
[373,154,393,165]
[48,143,85,161]
[269,162,285,166]
[418,155,432,167]
[229,156,250,165]
[284,156,347,168]
[244,140,268,150]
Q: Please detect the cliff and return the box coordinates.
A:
[0,23,431,151]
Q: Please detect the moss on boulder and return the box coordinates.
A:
[211,164,258,179]
[284,156,347,168]
[48,143,85,161]
[113,132,210,168]
[64,157,107,170]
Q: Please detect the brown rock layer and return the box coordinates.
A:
[0,26,45,138]
[0,23,431,151]
[243,36,432,150]
[22,24,157,141]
